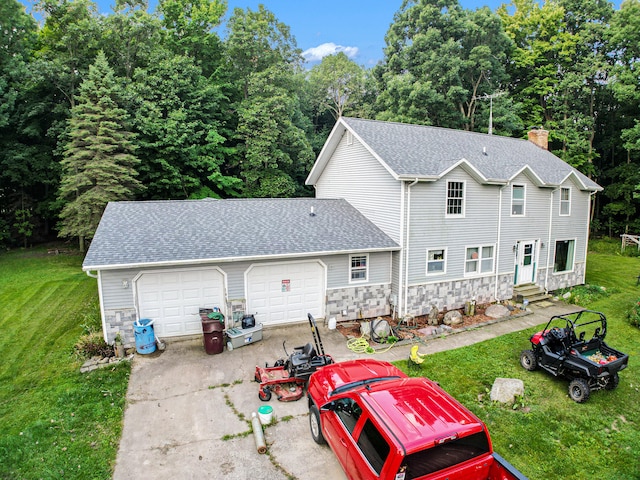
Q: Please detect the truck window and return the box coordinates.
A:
[335,398,362,435]
[401,431,490,479]
[356,419,390,475]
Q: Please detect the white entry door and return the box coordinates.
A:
[135,267,226,337]
[246,261,325,326]
[515,240,537,285]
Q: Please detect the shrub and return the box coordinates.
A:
[627,299,640,327]
[75,331,113,358]
[555,284,612,306]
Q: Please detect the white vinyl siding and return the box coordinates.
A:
[314,132,402,243]
[406,170,498,284]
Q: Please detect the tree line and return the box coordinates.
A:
[1,0,639,250]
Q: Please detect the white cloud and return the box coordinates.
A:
[302,43,359,62]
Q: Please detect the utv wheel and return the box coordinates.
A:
[520,350,537,371]
[605,373,620,390]
[259,387,272,402]
[568,378,590,403]
[309,404,326,445]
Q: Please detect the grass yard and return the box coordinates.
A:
[0,247,129,480]
[1,241,638,479]
[401,246,640,479]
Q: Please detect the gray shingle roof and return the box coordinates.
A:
[82,198,399,269]
[311,117,600,190]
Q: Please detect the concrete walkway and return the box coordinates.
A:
[112,301,576,479]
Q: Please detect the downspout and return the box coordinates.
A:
[584,191,598,282]
[544,188,560,293]
[85,270,98,279]
[494,184,508,301]
[403,179,419,317]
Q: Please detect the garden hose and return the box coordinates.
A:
[346,336,395,354]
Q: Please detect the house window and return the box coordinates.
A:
[560,187,571,216]
[350,254,368,282]
[426,248,446,275]
[511,185,525,216]
[465,245,494,275]
[346,131,354,145]
[446,181,464,216]
[554,240,575,273]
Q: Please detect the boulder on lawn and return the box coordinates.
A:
[485,304,510,319]
[490,378,524,404]
[443,310,463,326]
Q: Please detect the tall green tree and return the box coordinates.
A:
[225,6,314,197]
[0,0,48,247]
[58,51,142,251]
[128,49,239,199]
[159,0,226,77]
[375,0,515,132]
[499,0,613,174]
[101,0,163,80]
[307,52,367,120]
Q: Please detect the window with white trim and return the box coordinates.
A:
[465,245,494,275]
[446,181,464,216]
[350,254,368,282]
[560,187,571,215]
[554,240,575,272]
[511,185,525,216]
[426,248,446,275]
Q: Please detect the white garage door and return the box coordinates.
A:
[247,261,325,326]
[136,268,225,338]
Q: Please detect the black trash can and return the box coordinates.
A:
[200,308,225,355]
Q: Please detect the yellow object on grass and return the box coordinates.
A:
[410,345,426,364]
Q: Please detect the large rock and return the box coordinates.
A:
[490,378,525,404]
[360,318,391,339]
[443,310,463,326]
[485,304,510,319]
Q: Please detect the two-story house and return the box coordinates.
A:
[306,117,602,319]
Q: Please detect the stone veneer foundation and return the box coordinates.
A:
[326,284,391,322]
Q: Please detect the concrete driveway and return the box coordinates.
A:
[113,303,575,479]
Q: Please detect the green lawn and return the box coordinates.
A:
[402,249,640,479]
[0,248,129,480]
[1,244,638,479]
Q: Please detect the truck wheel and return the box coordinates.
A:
[309,404,326,445]
[259,387,272,402]
[568,378,590,403]
[520,350,537,371]
[605,373,620,390]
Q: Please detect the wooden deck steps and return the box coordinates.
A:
[513,283,552,305]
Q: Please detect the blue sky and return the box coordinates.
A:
[20,0,621,67]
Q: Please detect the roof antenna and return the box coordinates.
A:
[310,206,316,217]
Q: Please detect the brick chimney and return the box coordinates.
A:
[528,127,549,150]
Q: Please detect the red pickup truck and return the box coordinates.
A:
[307,359,527,480]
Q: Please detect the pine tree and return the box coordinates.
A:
[57,50,143,251]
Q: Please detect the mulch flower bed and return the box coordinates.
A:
[336,302,525,343]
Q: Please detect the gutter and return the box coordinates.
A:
[544,188,560,293]
[494,184,508,300]
[82,246,401,272]
[403,178,419,317]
